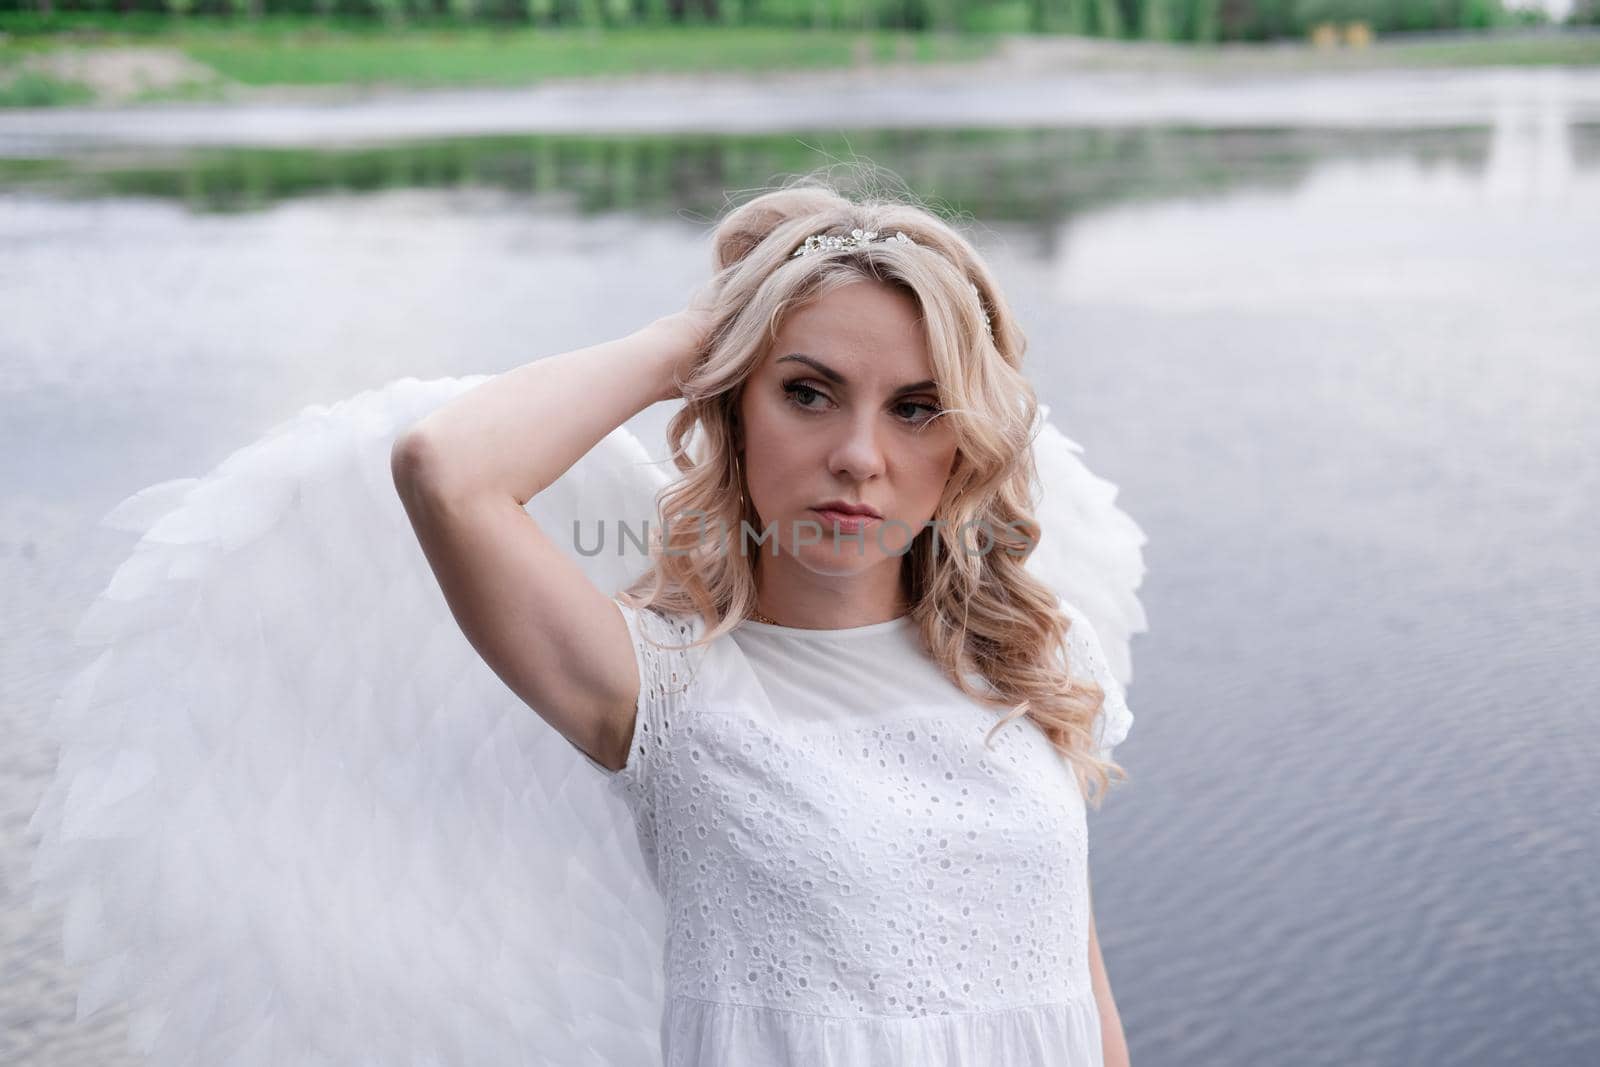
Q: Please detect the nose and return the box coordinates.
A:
[827,410,887,484]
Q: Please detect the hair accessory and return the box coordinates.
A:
[790,227,913,257]
[789,227,994,340]
[968,281,992,337]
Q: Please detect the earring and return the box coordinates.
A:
[734,452,746,515]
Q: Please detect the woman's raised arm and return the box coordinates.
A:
[388,312,708,771]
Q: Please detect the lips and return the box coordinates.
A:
[813,500,882,519]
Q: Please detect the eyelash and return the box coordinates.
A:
[781,379,942,426]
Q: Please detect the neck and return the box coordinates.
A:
[752,556,909,629]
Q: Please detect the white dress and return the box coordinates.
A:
[26,374,1146,1067]
[576,596,1133,1066]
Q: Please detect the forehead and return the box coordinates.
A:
[766,280,931,383]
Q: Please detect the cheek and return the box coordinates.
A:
[908,442,958,498]
[742,438,804,507]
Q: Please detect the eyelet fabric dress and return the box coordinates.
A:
[580,597,1134,1067]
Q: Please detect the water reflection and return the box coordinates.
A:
[0,124,1542,219]
[1485,78,1581,199]
[3,107,1597,1067]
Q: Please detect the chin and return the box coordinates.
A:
[791,545,886,578]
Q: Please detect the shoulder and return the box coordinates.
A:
[612,599,720,688]
[1052,594,1134,761]
[615,598,707,641]
[1053,595,1103,660]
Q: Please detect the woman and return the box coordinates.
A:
[393,178,1138,1065]
[29,172,1144,1067]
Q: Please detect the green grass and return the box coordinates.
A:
[0,70,94,107]
[181,27,995,87]
[0,17,1596,108]
[0,22,999,105]
[1374,34,1600,66]
[0,22,998,92]
[128,77,234,105]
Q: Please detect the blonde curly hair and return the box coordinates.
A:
[619,166,1128,807]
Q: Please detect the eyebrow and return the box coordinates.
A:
[776,353,937,396]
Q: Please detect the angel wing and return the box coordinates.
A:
[27,375,672,1067]
[1021,402,1150,763]
[27,376,1146,1067]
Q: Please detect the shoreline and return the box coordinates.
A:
[4,32,1600,157]
[4,64,1600,159]
[2,28,1600,107]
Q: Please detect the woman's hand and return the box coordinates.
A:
[645,299,719,404]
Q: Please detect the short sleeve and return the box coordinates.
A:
[1059,599,1134,765]
[576,599,702,797]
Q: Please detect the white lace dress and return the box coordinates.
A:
[580,597,1134,1066]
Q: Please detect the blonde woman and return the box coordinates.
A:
[31,172,1146,1067]
[395,176,1141,1065]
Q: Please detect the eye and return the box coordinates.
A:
[782,379,942,426]
[782,379,831,412]
[893,399,943,426]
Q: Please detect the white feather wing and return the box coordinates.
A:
[1023,403,1150,760]
[28,375,671,1067]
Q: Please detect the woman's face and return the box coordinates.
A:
[736,279,959,581]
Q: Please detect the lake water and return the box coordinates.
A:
[3,78,1597,1066]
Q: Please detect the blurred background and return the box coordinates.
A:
[2,2,1597,1065]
